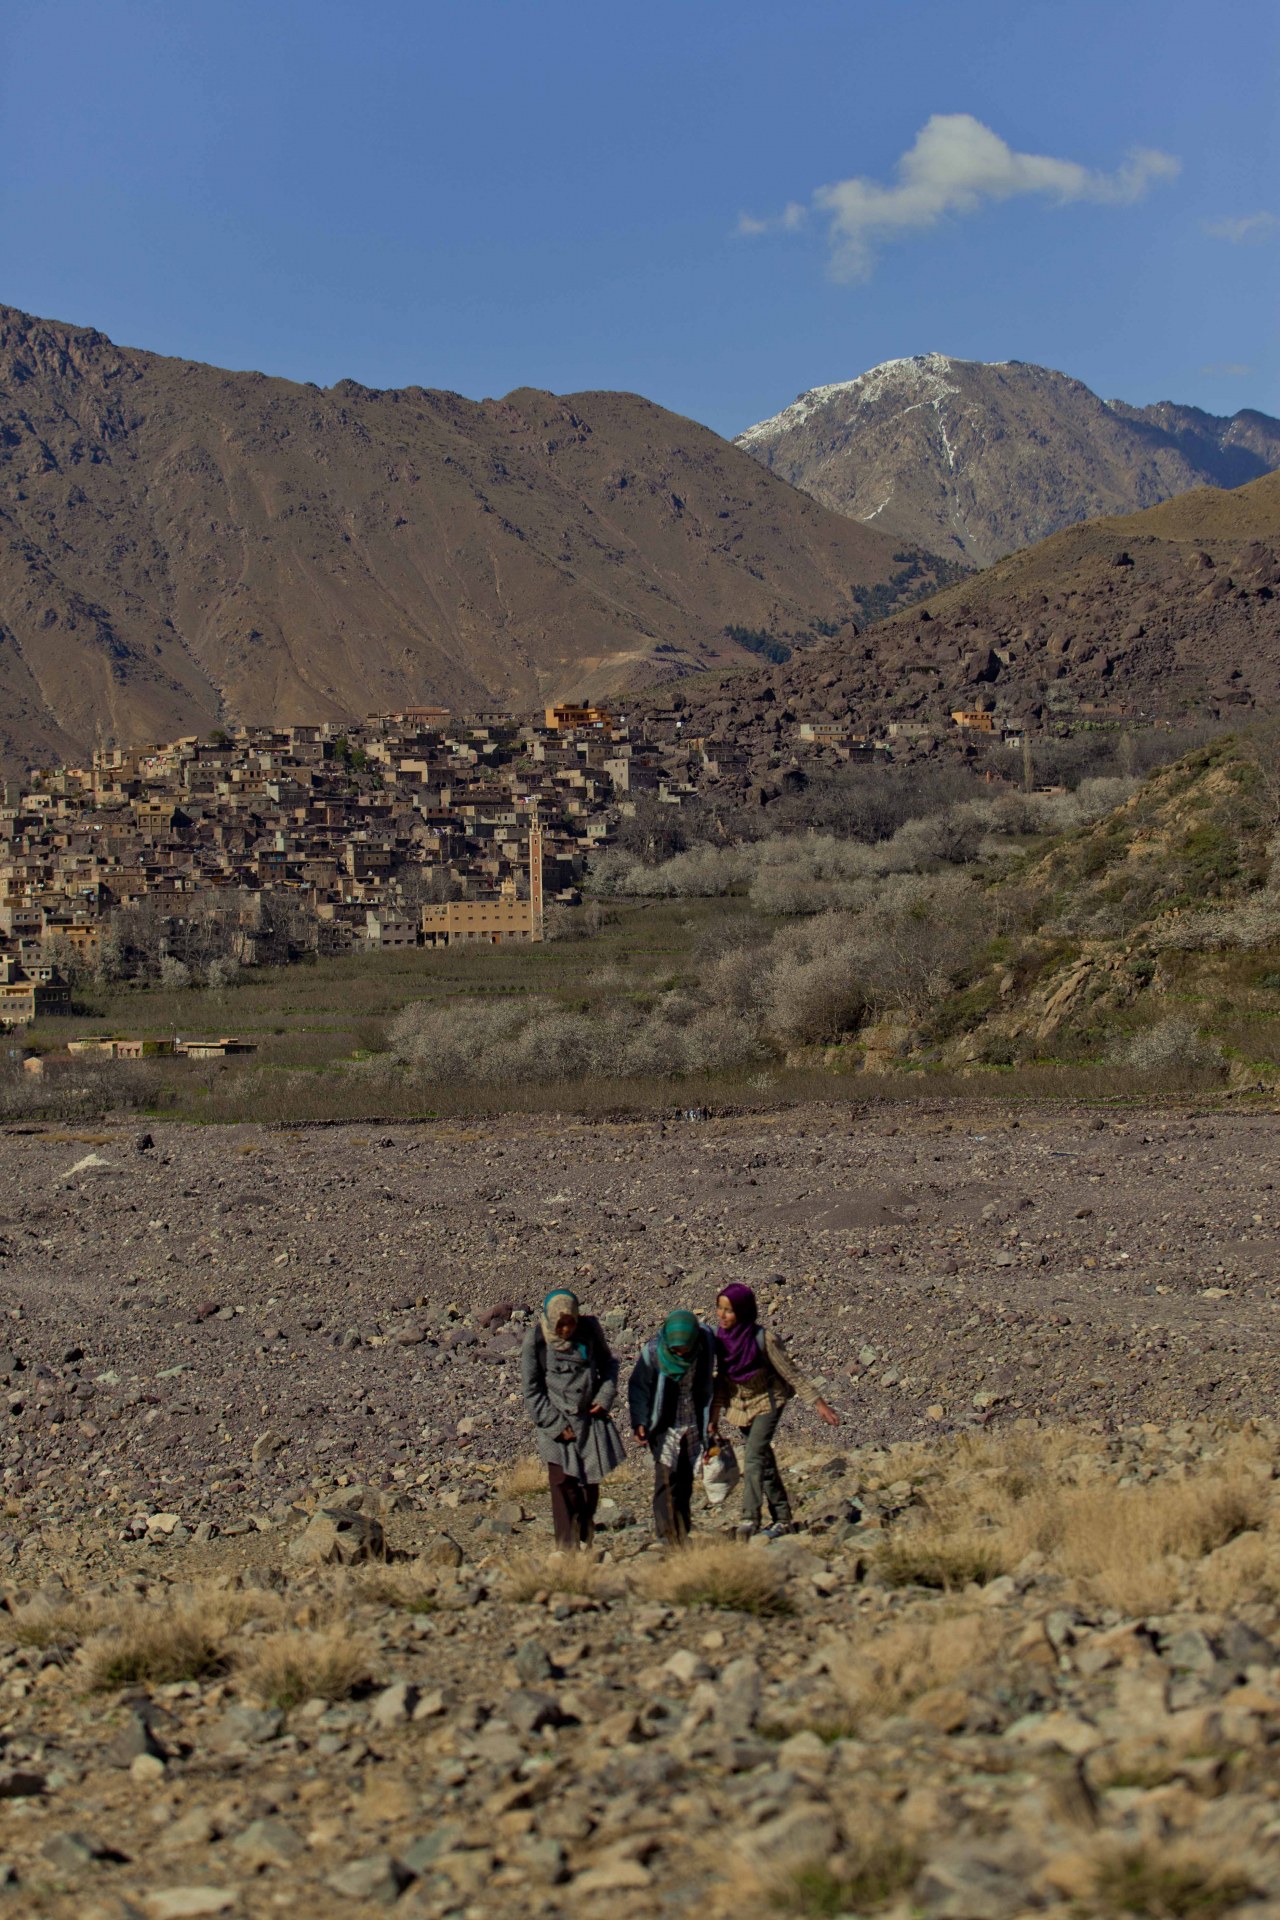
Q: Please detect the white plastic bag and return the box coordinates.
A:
[701,1436,741,1505]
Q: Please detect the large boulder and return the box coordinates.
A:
[286,1506,387,1567]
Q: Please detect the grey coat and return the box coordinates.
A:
[520,1316,625,1484]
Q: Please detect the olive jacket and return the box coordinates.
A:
[710,1327,822,1429]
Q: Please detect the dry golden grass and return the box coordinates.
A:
[497,1456,548,1502]
[636,1540,794,1617]
[870,1425,1270,1614]
[830,1612,1003,1726]
[79,1582,299,1692]
[6,1597,91,1651]
[1089,1843,1256,1919]
[86,1599,234,1689]
[876,1521,1009,1591]
[238,1626,376,1710]
[503,1549,606,1603]
[1014,1474,1267,1614]
[351,1558,439,1614]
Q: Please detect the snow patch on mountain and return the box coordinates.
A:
[737,353,1000,447]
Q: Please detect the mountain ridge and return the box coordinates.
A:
[635,470,1280,780]
[0,304,957,773]
[736,355,1280,567]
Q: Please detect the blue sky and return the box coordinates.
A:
[2,0,1276,434]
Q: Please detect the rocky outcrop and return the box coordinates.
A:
[640,470,1280,756]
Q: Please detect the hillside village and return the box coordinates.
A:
[0,690,1046,1024]
[0,701,760,1004]
[0,705,630,989]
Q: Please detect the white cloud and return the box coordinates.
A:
[736,201,807,238]
[739,114,1180,280]
[1200,361,1255,377]
[1203,211,1277,244]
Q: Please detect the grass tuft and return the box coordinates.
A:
[353,1562,439,1614]
[770,1841,918,1916]
[876,1524,1008,1590]
[504,1550,603,1603]
[1093,1847,1255,1920]
[637,1540,795,1617]
[7,1599,88,1650]
[498,1456,548,1502]
[238,1627,375,1710]
[86,1601,231,1688]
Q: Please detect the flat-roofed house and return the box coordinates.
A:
[0,956,71,1024]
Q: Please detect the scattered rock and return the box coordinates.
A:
[326,1853,414,1904]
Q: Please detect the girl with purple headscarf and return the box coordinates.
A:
[711,1282,840,1539]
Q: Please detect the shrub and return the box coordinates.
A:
[389,991,763,1087]
[1116,1018,1225,1082]
[765,939,872,1047]
[885,807,985,868]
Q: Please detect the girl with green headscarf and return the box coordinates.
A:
[627,1309,716,1544]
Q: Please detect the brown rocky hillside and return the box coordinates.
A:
[645,472,1280,772]
[0,305,956,774]
[737,355,1280,565]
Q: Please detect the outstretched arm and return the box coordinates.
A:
[765,1330,839,1422]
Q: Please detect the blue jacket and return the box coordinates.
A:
[627,1324,716,1444]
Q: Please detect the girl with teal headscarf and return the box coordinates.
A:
[627,1309,716,1544]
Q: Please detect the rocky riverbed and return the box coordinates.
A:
[0,1103,1275,1533]
[0,1101,1279,1917]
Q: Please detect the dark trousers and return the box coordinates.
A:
[548,1463,598,1548]
[651,1435,695,1544]
[738,1405,790,1528]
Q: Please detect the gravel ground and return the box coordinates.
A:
[0,1102,1276,1538]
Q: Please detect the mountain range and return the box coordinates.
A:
[0,304,955,773]
[2,304,1278,779]
[737,356,1280,567]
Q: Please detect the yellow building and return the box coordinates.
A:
[420,898,540,948]
[544,703,613,735]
